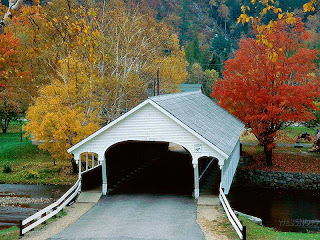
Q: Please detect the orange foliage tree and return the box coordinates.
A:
[212,19,319,166]
[0,32,30,133]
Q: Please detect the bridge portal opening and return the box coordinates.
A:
[104,141,194,196]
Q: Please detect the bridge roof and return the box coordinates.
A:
[179,84,203,93]
[68,91,244,158]
[149,91,244,156]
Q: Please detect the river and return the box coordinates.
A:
[228,187,320,233]
[0,184,70,230]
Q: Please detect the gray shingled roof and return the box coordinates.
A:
[179,84,203,93]
[150,91,244,156]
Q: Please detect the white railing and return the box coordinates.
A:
[221,140,240,194]
[20,161,101,236]
[20,178,81,235]
[219,185,246,240]
[199,158,215,181]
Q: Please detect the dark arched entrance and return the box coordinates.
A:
[104,141,194,196]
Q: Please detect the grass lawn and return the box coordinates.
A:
[210,210,320,240]
[242,145,320,173]
[0,122,77,185]
[0,226,20,240]
[241,126,318,143]
[240,216,320,240]
[0,211,67,240]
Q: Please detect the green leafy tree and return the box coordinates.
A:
[189,62,203,84]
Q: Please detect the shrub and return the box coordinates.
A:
[25,170,40,179]
[2,164,12,173]
[42,167,62,174]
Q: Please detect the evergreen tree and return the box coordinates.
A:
[179,0,191,43]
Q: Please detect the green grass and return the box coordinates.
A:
[241,126,318,143]
[0,226,20,240]
[0,211,68,240]
[242,144,319,155]
[0,123,76,185]
[284,126,317,139]
[240,216,320,240]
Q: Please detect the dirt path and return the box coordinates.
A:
[197,195,237,240]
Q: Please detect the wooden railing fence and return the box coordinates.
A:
[219,185,246,240]
[20,161,101,236]
[199,157,215,188]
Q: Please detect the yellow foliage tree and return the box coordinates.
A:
[151,34,189,93]
[18,0,188,165]
[24,57,100,163]
[237,0,320,61]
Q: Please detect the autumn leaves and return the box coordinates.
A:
[0,0,188,161]
[213,17,320,165]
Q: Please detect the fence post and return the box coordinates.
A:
[243,225,247,240]
[42,212,47,224]
[19,220,23,236]
[86,152,89,171]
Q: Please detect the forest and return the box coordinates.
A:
[1,0,320,163]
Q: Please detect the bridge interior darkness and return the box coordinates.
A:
[104,141,194,196]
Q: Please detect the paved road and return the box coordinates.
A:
[50,194,205,240]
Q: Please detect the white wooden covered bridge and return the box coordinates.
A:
[68,91,244,198]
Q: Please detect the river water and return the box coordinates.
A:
[0,184,70,230]
[228,187,320,233]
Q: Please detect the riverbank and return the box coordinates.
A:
[0,226,19,240]
[0,190,101,240]
[198,206,320,240]
[0,131,77,185]
[238,145,320,189]
[0,211,68,240]
[241,145,320,173]
[239,216,320,240]
[241,126,318,144]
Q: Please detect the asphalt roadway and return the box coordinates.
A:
[51,149,205,240]
[50,194,205,240]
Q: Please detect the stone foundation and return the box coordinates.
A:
[235,169,320,190]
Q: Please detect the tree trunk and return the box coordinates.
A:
[1,0,26,33]
[264,143,273,166]
[71,158,78,174]
[1,118,10,134]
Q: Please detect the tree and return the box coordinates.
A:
[238,0,320,53]
[185,33,202,65]
[151,34,189,94]
[1,0,24,25]
[203,68,218,96]
[212,19,319,166]
[218,3,230,34]
[24,56,100,164]
[189,62,204,84]
[211,33,231,63]
[188,62,219,96]
[178,0,191,43]
[0,32,30,133]
[22,0,188,165]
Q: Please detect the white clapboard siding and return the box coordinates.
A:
[221,140,240,194]
[72,103,226,163]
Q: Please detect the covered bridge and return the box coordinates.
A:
[68,91,244,198]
